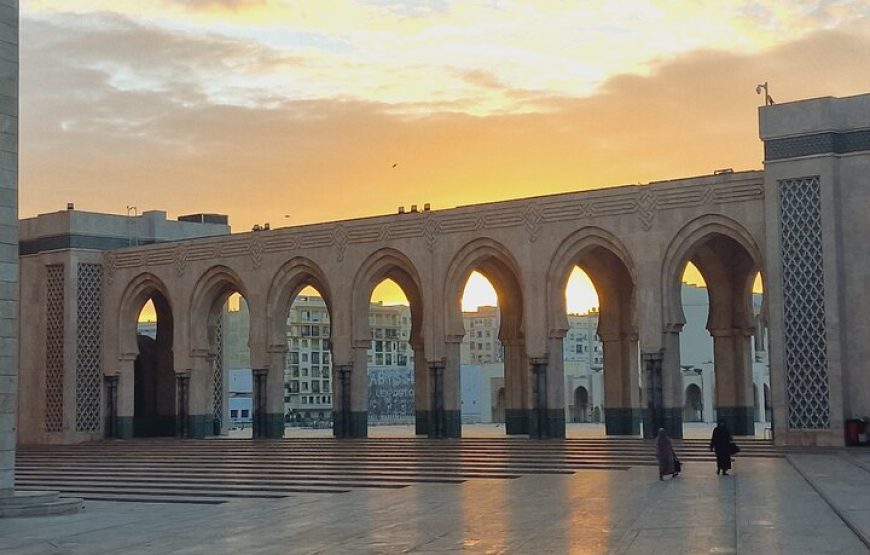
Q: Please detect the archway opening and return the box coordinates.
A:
[674,232,765,437]
[572,386,590,423]
[220,292,252,435]
[366,278,414,429]
[563,267,605,430]
[684,383,703,423]
[283,285,332,434]
[133,294,175,437]
[459,272,503,431]
[558,244,638,437]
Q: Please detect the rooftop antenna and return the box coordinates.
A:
[755,82,774,106]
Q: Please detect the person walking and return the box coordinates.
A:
[710,420,734,475]
[655,428,680,480]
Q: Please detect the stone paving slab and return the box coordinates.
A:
[0,455,866,554]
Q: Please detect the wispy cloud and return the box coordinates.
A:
[19,8,870,230]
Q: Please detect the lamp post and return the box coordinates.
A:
[693,367,704,422]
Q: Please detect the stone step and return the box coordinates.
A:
[0,491,82,518]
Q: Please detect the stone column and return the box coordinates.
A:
[115,357,135,438]
[0,0,18,495]
[503,339,529,435]
[185,355,212,439]
[711,328,755,435]
[175,371,191,438]
[601,333,641,435]
[543,336,567,438]
[251,368,268,439]
[263,346,288,439]
[527,357,563,438]
[103,375,119,439]
[332,345,368,438]
[643,329,683,439]
[412,341,430,435]
[440,338,462,438]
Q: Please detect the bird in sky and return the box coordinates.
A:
[392,163,398,168]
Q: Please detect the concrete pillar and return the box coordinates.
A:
[601,333,641,435]
[503,339,529,435]
[251,368,267,439]
[174,372,191,438]
[711,328,755,435]
[184,356,211,439]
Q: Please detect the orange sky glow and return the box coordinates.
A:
[19,1,859,316]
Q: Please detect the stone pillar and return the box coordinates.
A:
[332,345,367,438]
[440,338,462,438]
[643,331,683,439]
[103,375,119,439]
[503,339,529,435]
[528,358,563,438]
[0,0,17,495]
[412,341,430,435]
[115,357,135,438]
[251,368,268,439]
[601,333,641,435]
[711,328,755,435]
[543,337,567,438]
[175,372,191,438]
[185,355,212,439]
[263,346,287,439]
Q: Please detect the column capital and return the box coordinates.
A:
[252,367,268,377]
[267,343,288,354]
[174,369,192,379]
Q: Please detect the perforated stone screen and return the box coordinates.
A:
[75,263,103,432]
[212,312,224,424]
[778,176,830,430]
[45,264,65,432]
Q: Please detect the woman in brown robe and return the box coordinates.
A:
[655,428,679,480]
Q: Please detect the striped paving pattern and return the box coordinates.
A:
[16,438,782,505]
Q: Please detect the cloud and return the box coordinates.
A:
[18,12,870,233]
[163,0,268,10]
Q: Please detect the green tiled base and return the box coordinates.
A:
[254,413,285,439]
[133,415,176,438]
[112,416,134,439]
[415,411,429,435]
[505,409,529,435]
[186,414,211,439]
[605,408,642,436]
[333,411,368,438]
[528,409,566,439]
[717,406,756,436]
[643,407,683,439]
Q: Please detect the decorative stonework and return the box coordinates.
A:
[778,176,830,430]
[249,235,264,269]
[333,224,348,262]
[173,243,188,276]
[636,190,657,231]
[44,265,65,433]
[106,178,764,271]
[211,312,224,426]
[75,263,103,432]
[523,203,543,242]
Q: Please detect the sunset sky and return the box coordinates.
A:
[20,1,867,311]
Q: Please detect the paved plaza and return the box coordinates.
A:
[2,431,870,554]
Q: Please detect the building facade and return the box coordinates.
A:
[14,93,870,446]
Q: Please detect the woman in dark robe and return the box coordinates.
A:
[710,420,733,475]
[655,428,679,480]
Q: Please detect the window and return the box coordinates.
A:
[375,353,384,365]
[385,354,392,365]
[302,382,309,392]
[323,351,331,365]
[312,381,321,393]
[323,380,330,391]
[302,368,309,377]
[301,353,309,363]
[289,352,299,364]
[230,409,238,418]
[312,352,320,364]
[241,409,250,418]
[375,340,383,352]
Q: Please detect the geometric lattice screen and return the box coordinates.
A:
[211,311,224,427]
[44,264,65,432]
[778,176,830,429]
[75,263,104,432]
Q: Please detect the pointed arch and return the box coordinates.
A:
[662,214,764,330]
[351,248,424,346]
[267,257,333,349]
[188,265,249,355]
[546,226,637,338]
[118,272,173,358]
[443,237,524,341]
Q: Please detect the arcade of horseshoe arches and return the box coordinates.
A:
[15,93,870,449]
